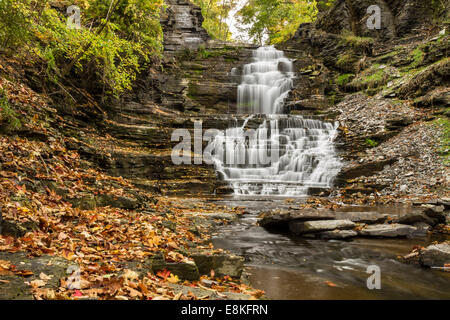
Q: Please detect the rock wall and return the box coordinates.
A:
[161,0,210,52]
[315,0,445,40]
[90,1,258,196]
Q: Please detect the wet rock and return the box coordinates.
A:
[258,209,335,228]
[413,222,431,236]
[437,198,450,210]
[168,283,252,300]
[191,212,238,223]
[160,0,210,52]
[419,243,450,268]
[335,211,388,224]
[422,205,446,224]
[318,229,358,239]
[289,219,355,235]
[191,253,244,279]
[393,211,437,226]
[359,223,418,238]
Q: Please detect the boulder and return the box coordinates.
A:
[191,253,244,279]
[413,222,431,236]
[393,211,437,226]
[146,255,199,281]
[289,219,355,235]
[419,243,450,268]
[437,198,450,210]
[0,220,27,238]
[421,205,446,223]
[359,223,418,238]
[96,194,140,210]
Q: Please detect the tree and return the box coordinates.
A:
[192,0,236,40]
[237,0,318,44]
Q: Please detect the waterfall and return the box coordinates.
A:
[210,46,342,196]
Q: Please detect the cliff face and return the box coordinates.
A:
[279,0,449,198]
[160,0,210,53]
[93,1,257,196]
[314,0,447,40]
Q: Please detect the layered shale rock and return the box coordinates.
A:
[160,0,210,53]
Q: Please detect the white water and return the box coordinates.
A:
[211,47,341,196]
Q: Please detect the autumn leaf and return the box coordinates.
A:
[29,279,46,288]
[156,269,171,280]
[167,274,180,284]
[325,281,337,287]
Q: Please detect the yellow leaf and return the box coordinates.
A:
[167,274,180,284]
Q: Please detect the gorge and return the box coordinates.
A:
[0,0,448,301]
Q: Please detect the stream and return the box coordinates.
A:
[211,198,450,300]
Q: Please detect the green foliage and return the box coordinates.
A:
[237,0,318,44]
[192,0,235,41]
[0,89,21,130]
[82,0,164,54]
[410,47,425,69]
[0,0,164,98]
[433,117,450,165]
[431,0,449,19]
[340,31,374,50]
[316,0,336,12]
[0,0,33,49]
[336,74,354,87]
[196,45,235,59]
[336,53,357,70]
[365,138,379,148]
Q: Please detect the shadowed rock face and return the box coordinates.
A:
[160,0,210,52]
[315,0,442,40]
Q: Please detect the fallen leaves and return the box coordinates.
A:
[0,110,254,300]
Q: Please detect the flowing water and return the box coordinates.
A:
[206,47,450,299]
[211,199,450,300]
[209,46,341,196]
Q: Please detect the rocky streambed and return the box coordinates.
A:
[210,197,450,299]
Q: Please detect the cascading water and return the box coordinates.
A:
[210,46,342,196]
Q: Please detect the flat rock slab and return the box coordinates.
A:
[168,283,252,300]
[419,243,450,268]
[289,219,355,235]
[359,223,417,238]
[259,209,336,227]
[191,254,244,279]
[319,229,358,239]
[0,252,69,300]
[335,211,388,224]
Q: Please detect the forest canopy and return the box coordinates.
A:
[0,0,165,97]
[193,0,325,44]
